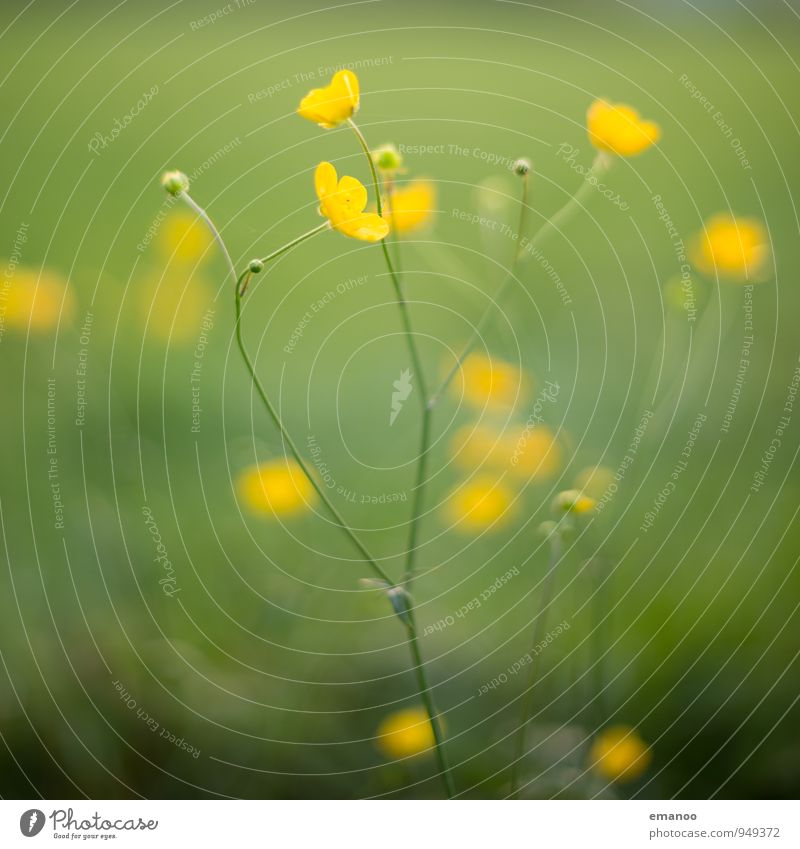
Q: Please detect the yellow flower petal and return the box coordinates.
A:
[337,212,389,242]
[376,707,435,759]
[158,211,214,264]
[446,476,517,532]
[314,161,389,242]
[2,267,73,332]
[298,69,360,129]
[236,459,317,517]
[589,725,651,783]
[450,353,529,411]
[384,181,436,233]
[690,213,769,282]
[587,99,660,156]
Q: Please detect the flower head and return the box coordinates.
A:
[513,157,532,176]
[446,476,516,532]
[372,143,403,174]
[511,426,562,481]
[451,353,529,411]
[298,69,359,129]
[383,181,436,234]
[236,459,316,517]
[161,170,189,196]
[3,268,73,332]
[587,99,660,156]
[690,213,769,282]
[589,725,651,783]
[376,706,435,759]
[553,489,596,515]
[315,161,389,242]
[451,422,561,482]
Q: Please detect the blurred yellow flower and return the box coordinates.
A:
[2,268,73,331]
[376,706,435,759]
[690,213,769,282]
[315,161,389,242]
[511,426,562,481]
[574,465,615,498]
[451,423,561,482]
[383,181,436,234]
[237,459,317,518]
[159,211,214,264]
[553,489,596,515]
[452,353,529,411]
[447,476,516,531]
[587,99,660,156]
[589,725,651,782]
[298,69,359,129]
[140,271,213,343]
[451,423,510,471]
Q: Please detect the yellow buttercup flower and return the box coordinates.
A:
[315,162,389,242]
[587,99,660,156]
[298,69,359,129]
[237,459,317,517]
[451,423,561,482]
[384,181,436,234]
[589,725,651,783]
[690,213,769,282]
[446,476,516,532]
[2,267,73,331]
[451,423,510,472]
[511,426,561,481]
[158,211,214,264]
[376,706,435,759]
[452,353,529,411]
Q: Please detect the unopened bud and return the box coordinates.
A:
[553,489,596,516]
[248,258,264,274]
[372,143,403,173]
[513,158,531,177]
[161,170,189,196]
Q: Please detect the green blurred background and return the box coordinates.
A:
[1,0,799,799]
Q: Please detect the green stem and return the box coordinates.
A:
[430,152,610,406]
[405,616,457,797]
[509,529,562,798]
[180,192,237,285]
[258,221,330,265]
[349,117,454,797]
[234,277,394,586]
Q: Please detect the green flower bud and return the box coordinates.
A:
[553,489,596,516]
[248,258,264,274]
[372,143,403,173]
[161,170,189,196]
[538,520,558,538]
[513,158,531,177]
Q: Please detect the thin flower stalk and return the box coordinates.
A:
[430,152,611,407]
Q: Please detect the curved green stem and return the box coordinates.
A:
[180,192,237,285]
[509,529,563,797]
[258,221,330,265]
[234,276,394,586]
[430,152,610,406]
